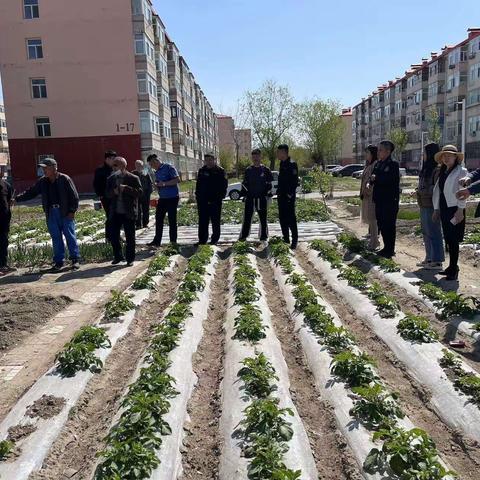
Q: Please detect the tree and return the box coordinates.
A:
[297,98,345,169]
[240,80,297,170]
[387,127,408,164]
[219,148,234,174]
[426,107,442,145]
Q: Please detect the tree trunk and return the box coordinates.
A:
[268,151,276,171]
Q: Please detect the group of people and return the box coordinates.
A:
[0,144,300,274]
[360,140,479,281]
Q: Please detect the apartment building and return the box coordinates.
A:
[217,115,235,155]
[0,103,9,175]
[235,128,252,159]
[339,108,353,165]
[0,0,217,192]
[352,28,480,171]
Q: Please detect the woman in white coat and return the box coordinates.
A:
[432,145,468,281]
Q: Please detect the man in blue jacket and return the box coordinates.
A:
[457,168,480,217]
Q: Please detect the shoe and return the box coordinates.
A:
[378,250,394,259]
[148,241,161,247]
[424,262,442,270]
[290,241,298,250]
[71,260,80,270]
[283,238,290,244]
[438,267,452,276]
[49,263,64,273]
[126,262,134,267]
[111,258,124,265]
[259,237,268,242]
[238,237,247,242]
[445,268,459,281]
[417,259,431,267]
[209,241,218,246]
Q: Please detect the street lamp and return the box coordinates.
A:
[456,99,466,159]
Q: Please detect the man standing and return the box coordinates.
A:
[457,168,480,217]
[0,176,14,274]
[132,159,153,229]
[276,144,299,249]
[147,154,180,247]
[370,140,400,258]
[93,150,116,242]
[106,157,142,266]
[239,149,273,241]
[16,158,80,271]
[195,152,228,245]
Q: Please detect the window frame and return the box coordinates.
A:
[27,38,43,60]
[31,78,47,99]
[24,0,39,19]
[35,116,51,137]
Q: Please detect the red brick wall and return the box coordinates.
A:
[9,134,141,193]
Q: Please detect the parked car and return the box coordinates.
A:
[325,164,340,173]
[226,171,279,200]
[332,164,364,177]
[352,169,364,179]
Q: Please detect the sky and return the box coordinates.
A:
[1,0,480,116]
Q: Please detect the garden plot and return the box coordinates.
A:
[269,240,455,480]
[0,250,178,480]
[219,245,317,479]
[303,241,480,444]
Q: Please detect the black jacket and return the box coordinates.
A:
[195,165,228,203]
[106,171,143,221]
[133,170,153,199]
[93,163,113,198]
[0,179,13,219]
[277,158,299,197]
[371,156,400,205]
[16,173,79,219]
[241,165,273,198]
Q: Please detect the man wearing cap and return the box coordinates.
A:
[106,157,142,266]
[195,152,228,245]
[132,159,153,229]
[146,154,180,247]
[16,158,80,271]
[239,149,273,241]
[94,150,116,242]
[276,144,299,249]
[0,176,14,274]
[370,140,400,258]
[457,167,480,218]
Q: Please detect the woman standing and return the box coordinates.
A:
[360,145,379,250]
[432,145,468,281]
[416,143,444,269]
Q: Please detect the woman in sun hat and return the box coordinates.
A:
[432,145,468,281]
[360,145,379,250]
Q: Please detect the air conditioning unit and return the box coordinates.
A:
[449,64,456,69]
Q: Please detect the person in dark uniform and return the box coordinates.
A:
[0,177,14,274]
[132,160,153,229]
[370,140,400,258]
[195,152,228,245]
[93,150,116,242]
[276,144,299,249]
[239,149,273,241]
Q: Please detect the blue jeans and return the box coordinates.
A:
[420,207,445,262]
[47,207,80,264]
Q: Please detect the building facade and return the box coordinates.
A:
[0,0,218,192]
[0,103,9,175]
[217,115,235,156]
[339,108,353,165]
[352,28,480,171]
[235,128,252,159]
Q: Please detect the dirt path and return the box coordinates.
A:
[256,252,363,480]
[295,248,480,479]
[180,250,230,479]
[30,257,188,480]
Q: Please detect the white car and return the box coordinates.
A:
[226,171,279,200]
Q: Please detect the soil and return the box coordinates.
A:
[7,423,37,442]
[0,290,71,351]
[29,257,188,480]
[181,249,230,479]
[256,251,363,480]
[296,248,480,479]
[26,395,66,420]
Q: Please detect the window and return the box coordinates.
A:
[470,63,480,84]
[171,106,177,118]
[139,111,160,134]
[161,121,171,139]
[27,38,43,59]
[35,117,51,137]
[162,88,169,107]
[135,34,145,55]
[136,71,156,97]
[31,78,47,98]
[468,115,480,135]
[468,87,480,106]
[24,0,39,19]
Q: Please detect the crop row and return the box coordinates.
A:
[269,238,454,479]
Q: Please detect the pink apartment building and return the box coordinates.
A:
[0,0,218,192]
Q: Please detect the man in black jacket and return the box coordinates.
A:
[195,152,228,245]
[239,149,273,241]
[132,160,153,229]
[276,144,299,248]
[0,177,14,274]
[93,150,116,241]
[106,157,142,266]
[16,158,80,271]
[370,140,400,258]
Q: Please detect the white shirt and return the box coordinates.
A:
[432,164,468,210]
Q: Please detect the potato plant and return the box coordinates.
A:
[104,290,136,321]
[397,314,439,343]
[419,283,478,318]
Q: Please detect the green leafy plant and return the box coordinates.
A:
[370,255,401,273]
[133,274,156,290]
[474,323,480,332]
[302,303,335,336]
[146,254,170,276]
[440,292,477,318]
[292,282,317,311]
[234,305,267,343]
[419,282,445,302]
[455,374,480,405]
[310,239,343,269]
[366,282,399,318]
[331,351,378,387]
[338,266,368,290]
[397,314,439,343]
[104,290,135,321]
[0,440,14,460]
[323,325,355,354]
[238,353,278,398]
[439,349,462,372]
[233,240,253,255]
[338,232,367,254]
[363,426,456,479]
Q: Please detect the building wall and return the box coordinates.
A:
[339,111,353,164]
[0,103,8,174]
[218,116,235,154]
[235,128,252,158]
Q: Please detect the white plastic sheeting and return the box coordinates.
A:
[303,245,480,444]
[0,257,179,480]
[219,254,318,480]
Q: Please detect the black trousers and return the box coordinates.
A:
[277,195,298,244]
[198,201,222,244]
[441,206,465,271]
[375,202,399,256]
[101,198,112,242]
[0,212,11,268]
[240,196,268,240]
[153,197,179,245]
[136,195,151,228]
[111,213,136,263]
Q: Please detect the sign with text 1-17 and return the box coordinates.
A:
[115,123,135,133]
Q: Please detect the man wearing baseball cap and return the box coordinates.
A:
[16,158,81,272]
